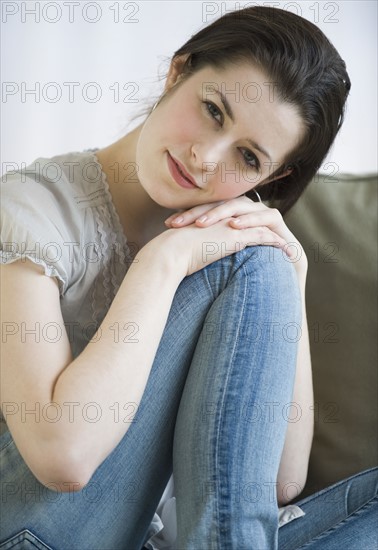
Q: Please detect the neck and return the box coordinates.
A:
[95,124,177,252]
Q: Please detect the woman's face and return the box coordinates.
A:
[135,61,304,209]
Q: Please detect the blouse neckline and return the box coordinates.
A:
[85,147,130,250]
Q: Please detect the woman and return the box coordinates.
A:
[1,6,376,550]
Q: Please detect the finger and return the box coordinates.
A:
[194,197,265,226]
[164,201,225,227]
[229,208,281,227]
[242,226,291,256]
[228,208,293,240]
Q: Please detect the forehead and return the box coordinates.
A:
[191,62,304,163]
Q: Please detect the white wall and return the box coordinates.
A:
[1,0,377,175]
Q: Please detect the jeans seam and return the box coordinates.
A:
[0,436,14,454]
[214,261,253,546]
[202,264,217,302]
[293,466,378,508]
[297,495,378,549]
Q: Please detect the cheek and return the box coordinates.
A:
[217,170,258,198]
[164,100,203,144]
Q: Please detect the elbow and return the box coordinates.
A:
[30,445,94,493]
[277,472,308,506]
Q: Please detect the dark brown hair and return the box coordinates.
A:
[169,6,351,215]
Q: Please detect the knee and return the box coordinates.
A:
[236,245,302,318]
[240,243,297,278]
[192,245,302,322]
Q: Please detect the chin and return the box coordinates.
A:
[140,176,181,208]
[143,183,179,209]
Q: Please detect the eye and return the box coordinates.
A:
[203,100,260,171]
[239,148,260,170]
[203,101,224,125]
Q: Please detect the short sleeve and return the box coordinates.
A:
[0,164,82,297]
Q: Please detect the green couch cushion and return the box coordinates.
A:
[283,173,377,499]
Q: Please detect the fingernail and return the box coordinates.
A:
[172,216,184,223]
[197,216,208,223]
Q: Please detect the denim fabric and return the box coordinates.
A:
[278,466,378,550]
[172,245,301,549]
[143,468,378,550]
[1,244,374,549]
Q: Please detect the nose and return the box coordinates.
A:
[191,138,230,179]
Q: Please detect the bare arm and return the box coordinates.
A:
[2,218,264,490]
[276,268,314,506]
[1,247,183,490]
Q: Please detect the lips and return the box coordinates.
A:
[167,152,198,189]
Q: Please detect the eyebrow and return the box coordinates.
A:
[214,89,273,163]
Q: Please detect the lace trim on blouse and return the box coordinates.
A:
[83,149,133,328]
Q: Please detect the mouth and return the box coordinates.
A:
[167,152,198,189]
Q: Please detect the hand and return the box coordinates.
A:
[141,215,291,279]
[164,195,308,276]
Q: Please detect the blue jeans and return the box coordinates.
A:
[278,466,378,549]
[0,246,376,549]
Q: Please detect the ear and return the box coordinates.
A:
[164,54,191,93]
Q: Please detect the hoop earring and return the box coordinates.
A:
[152,93,166,112]
[252,188,262,203]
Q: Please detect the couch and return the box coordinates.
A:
[280,172,377,500]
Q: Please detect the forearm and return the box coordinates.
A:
[276,272,314,506]
[50,248,184,482]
